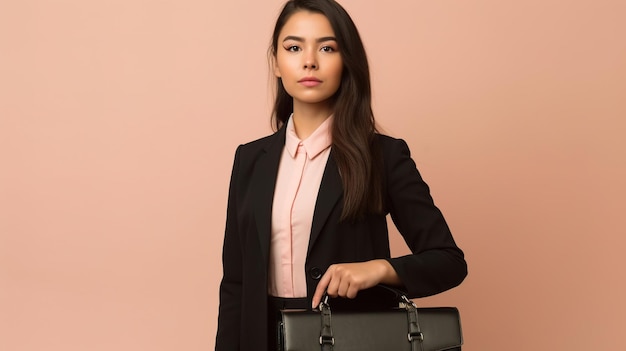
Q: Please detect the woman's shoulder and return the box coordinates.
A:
[236,129,284,152]
[374,132,404,143]
[239,133,277,149]
[229,129,285,168]
[373,133,411,153]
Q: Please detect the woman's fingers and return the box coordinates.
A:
[311,261,388,309]
[312,269,331,308]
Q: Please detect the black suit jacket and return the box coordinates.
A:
[215,126,467,351]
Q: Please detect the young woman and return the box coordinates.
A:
[215,0,467,350]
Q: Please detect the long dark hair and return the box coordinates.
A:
[269,0,382,220]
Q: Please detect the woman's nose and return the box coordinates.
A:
[303,52,318,69]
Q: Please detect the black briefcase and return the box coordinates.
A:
[278,288,462,351]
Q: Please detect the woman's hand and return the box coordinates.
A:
[311,259,401,309]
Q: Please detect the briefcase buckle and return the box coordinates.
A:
[408,331,424,342]
[319,335,335,346]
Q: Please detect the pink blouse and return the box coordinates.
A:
[268,115,333,298]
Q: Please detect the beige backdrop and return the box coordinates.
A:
[1,0,625,350]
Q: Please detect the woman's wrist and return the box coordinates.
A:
[373,259,401,286]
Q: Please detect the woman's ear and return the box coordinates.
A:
[271,54,282,78]
[273,61,282,78]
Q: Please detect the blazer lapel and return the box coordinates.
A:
[252,127,286,266]
[308,151,343,254]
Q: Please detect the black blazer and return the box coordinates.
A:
[215,126,467,351]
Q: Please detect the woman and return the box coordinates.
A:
[215,0,467,350]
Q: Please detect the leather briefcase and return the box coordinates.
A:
[278,288,462,351]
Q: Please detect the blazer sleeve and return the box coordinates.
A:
[215,146,243,351]
[383,137,467,298]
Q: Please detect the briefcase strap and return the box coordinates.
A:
[319,299,334,351]
[403,296,425,351]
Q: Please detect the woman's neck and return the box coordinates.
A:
[292,102,332,140]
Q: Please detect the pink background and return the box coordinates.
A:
[1,0,625,350]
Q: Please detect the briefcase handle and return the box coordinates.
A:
[318,284,416,310]
[317,285,424,351]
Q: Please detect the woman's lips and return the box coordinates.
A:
[299,77,322,87]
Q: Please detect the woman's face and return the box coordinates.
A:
[274,11,343,110]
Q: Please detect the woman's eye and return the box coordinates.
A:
[286,45,300,52]
[321,46,335,52]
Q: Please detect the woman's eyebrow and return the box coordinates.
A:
[282,35,337,43]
